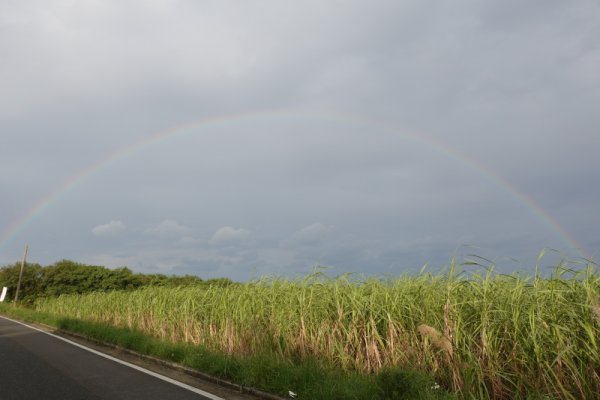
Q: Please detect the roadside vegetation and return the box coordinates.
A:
[0,259,233,304]
[1,257,598,399]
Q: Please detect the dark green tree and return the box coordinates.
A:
[0,262,43,304]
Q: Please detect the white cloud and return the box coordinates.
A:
[295,222,332,238]
[144,220,191,237]
[85,248,242,276]
[210,226,251,244]
[92,220,126,236]
[290,222,333,245]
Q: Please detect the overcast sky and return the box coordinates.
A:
[1,1,598,280]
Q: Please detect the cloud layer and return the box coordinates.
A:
[0,1,598,279]
[92,220,126,236]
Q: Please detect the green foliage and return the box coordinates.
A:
[41,260,142,296]
[30,260,600,399]
[0,303,381,400]
[0,262,43,304]
[0,259,228,304]
[375,368,455,400]
[134,273,233,288]
[3,257,599,399]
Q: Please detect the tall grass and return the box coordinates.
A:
[35,260,600,399]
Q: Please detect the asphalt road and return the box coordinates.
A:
[0,316,224,400]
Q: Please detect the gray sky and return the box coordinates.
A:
[1,0,598,280]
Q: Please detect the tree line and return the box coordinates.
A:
[0,259,233,305]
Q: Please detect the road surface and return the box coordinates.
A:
[0,316,225,400]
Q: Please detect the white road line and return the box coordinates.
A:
[0,316,225,400]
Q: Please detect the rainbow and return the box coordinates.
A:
[0,108,590,259]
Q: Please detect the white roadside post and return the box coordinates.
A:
[0,287,7,302]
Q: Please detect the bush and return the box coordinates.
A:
[0,259,220,303]
[375,368,455,400]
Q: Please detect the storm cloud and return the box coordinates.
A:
[1,1,598,280]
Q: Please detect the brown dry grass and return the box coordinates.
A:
[417,323,453,356]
